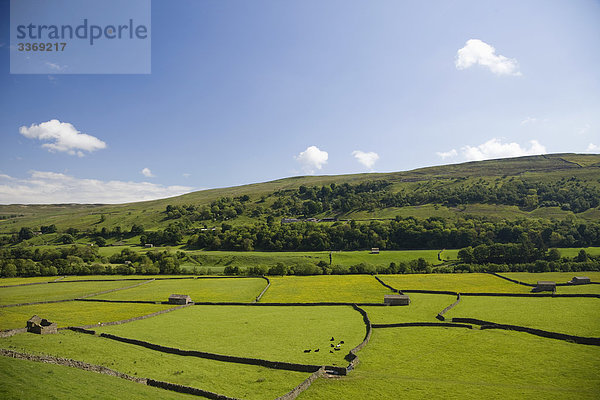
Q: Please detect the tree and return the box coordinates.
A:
[59,234,75,244]
[18,227,34,241]
[576,249,588,262]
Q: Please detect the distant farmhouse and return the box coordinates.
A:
[532,281,556,293]
[569,276,591,285]
[27,315,57,334]
[168,294,192,305]
[370,248,380,254]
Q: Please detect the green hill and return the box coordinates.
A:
[1,153,599,236]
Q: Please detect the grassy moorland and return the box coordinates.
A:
[0,280,147,305]
[260,275,392,303]
[0,301,173,331]
[0,331,310,400]
[377,273,531,293]
[0,356,195,400]
[96,305,365,365]
[299,328,600,400]
[445,296,600,337]
[88,277,266,302]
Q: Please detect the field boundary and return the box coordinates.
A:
[345,305,372,372]
[372,322,473,329]
[373,276,401,293]
[451,317,600,346]
[274,367,325,400]
[254,276,271,302]
[73,330,349,375]
[436,293,461,321]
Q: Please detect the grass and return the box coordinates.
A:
[59,274,198,281]
[377,273,531,293]
[0,301,173,331]
[260,275,393,303]
[0,331,309,400]
[0,280,148,306]
[363,293,457,324]
[88,277,266,302]
[299,327,600,400]
[96,305,366,366]
[500,271,600,284]
[0,355,196,400]
[445,296,600,337]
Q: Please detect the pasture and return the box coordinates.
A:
[88,277,266,302]
[96,305,365,365]
[260,275,391,303]
[377,273,531,293]
[0,271,599,399]
[0,280,147,306]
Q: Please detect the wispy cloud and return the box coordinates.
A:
[352,150,379,170]
[45,62,67,72]
[0,171,193,204]
[141,167,155,178]
[19,119,106,156]
[455,39,521,76]
[295,145,328,174]
[437,138,546,162]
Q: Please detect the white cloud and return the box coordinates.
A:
[45,62,66,72]
[437,138,546,162]
[141,167,154,178]
[19,119,106,156]
[587,143,599,152]
[520,117,537,125]
[0,171,193,204]
[436,149,458,159]
[352,150,379,169]
[294,146,328,174]
[455,39,521,76]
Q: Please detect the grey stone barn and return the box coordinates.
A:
[569,276,591,285]
[532,281,556,292]
[384,294,410,306]
[27,315,57,334]
[168,294,192,305]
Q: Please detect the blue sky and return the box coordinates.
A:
[0,0,599,203]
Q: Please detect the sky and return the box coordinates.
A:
[0,0,599,204]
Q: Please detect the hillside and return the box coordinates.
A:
[1,153,599,236]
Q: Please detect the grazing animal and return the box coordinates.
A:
[330,350,333,353]
[339,340,344,344]
[315,349,320,352]
[336,344,341,348]
[334,347,340,351]
[330,344,334,347]
[330,337,334,341]
[304,349,311,353]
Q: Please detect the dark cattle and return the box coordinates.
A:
[330,337,334,341]
[303,349,311,353]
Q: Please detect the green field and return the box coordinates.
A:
[0,301,173,331]
[377,273,531,293]
[0,331,309,400]
[260,275,392,303]
[446,296,600,337]
[299,328,600,400]
[88,277,266,302]
[0,355,195,400]
[501,271,600,284]
[1,272,600,399]
[0,280,148,306]
[96,305,365,365]
[363,293,457,324]
[0,277,62,286]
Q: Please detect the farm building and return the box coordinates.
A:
[370,248,380,254]
[384,294,410,306]
[569,276,591,285]
[168,294,193,305]
[26,315,57,335]
[144,244,154,248]
[532,281,556,292]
